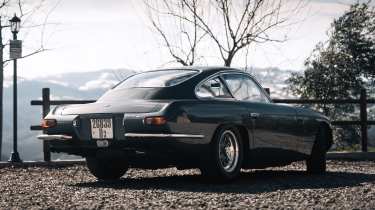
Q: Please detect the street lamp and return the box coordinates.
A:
[9,15,20,35]
[8,14,22,163]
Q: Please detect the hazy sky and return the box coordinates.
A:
[4,0,373,78]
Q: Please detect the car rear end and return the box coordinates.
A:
[39,99,209,168]
[38,68,214,169]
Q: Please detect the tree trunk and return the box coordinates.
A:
[224,53,235,67]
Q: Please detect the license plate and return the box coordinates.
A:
[90,118,113,139]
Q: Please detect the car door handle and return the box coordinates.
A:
[250,113,260,119]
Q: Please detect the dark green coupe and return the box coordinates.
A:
[39,67,332,181]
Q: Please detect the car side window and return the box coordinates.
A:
[196,76,232,99]
[222,73,268,103]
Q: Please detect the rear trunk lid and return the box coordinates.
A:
[54,100,168,115]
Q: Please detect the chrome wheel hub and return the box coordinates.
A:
[218,130,239,173]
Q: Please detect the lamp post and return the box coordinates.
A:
[8,14,22,163]
[0,17,4,161]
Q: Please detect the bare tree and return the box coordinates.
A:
[0,0,59,160]
[145,0,207,66]
[146,0,305,67]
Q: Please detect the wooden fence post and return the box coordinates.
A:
[42,88,51,161]
[360,89,368,152]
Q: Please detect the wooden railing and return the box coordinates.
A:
[30,88,95,161]
[270,89,375,153]
[31,88,375,161]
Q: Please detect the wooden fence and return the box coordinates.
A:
[31,88,375,162]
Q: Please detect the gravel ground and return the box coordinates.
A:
[0,160,375,209]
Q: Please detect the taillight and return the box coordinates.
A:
[144,116,167,125]
[41,119,57,128]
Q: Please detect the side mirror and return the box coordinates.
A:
[263,88,270,96]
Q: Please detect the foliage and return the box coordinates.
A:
[333,126,361,149]
[287,2,375,119]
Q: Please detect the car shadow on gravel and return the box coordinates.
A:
[71,170,375,194]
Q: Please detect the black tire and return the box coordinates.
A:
[306,127,327,174]
[200,126,243,181]
[86,156,128,180]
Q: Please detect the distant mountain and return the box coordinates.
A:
[1,69,134,161]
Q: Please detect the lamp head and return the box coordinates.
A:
[9,14,21,33]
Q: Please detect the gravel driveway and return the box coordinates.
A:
[1,160,374,209]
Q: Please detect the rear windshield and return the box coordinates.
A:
[115,69,198,89]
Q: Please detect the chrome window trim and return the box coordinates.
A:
[194,69,272,103]
[125,133,205,139]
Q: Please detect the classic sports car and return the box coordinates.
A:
[39,67,332,181]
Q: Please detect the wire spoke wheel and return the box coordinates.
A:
[200,126,243,181]
[218,130,239,173]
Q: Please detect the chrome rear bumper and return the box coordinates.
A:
[37,134,73,141]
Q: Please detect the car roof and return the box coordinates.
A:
[153,66,244,75]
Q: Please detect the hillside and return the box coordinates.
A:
[1,69,134,161]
